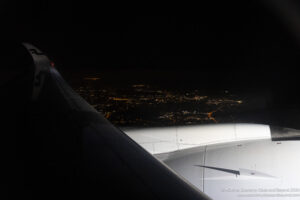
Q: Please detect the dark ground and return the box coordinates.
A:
[60,68,299,129]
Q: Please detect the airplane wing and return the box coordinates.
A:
[6,43,211,200]
[122,125,300,200]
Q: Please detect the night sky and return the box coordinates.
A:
[8,1,300,106]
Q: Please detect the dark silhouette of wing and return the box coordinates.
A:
[5,43,211,200]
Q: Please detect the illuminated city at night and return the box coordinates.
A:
[4,1,300,200]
